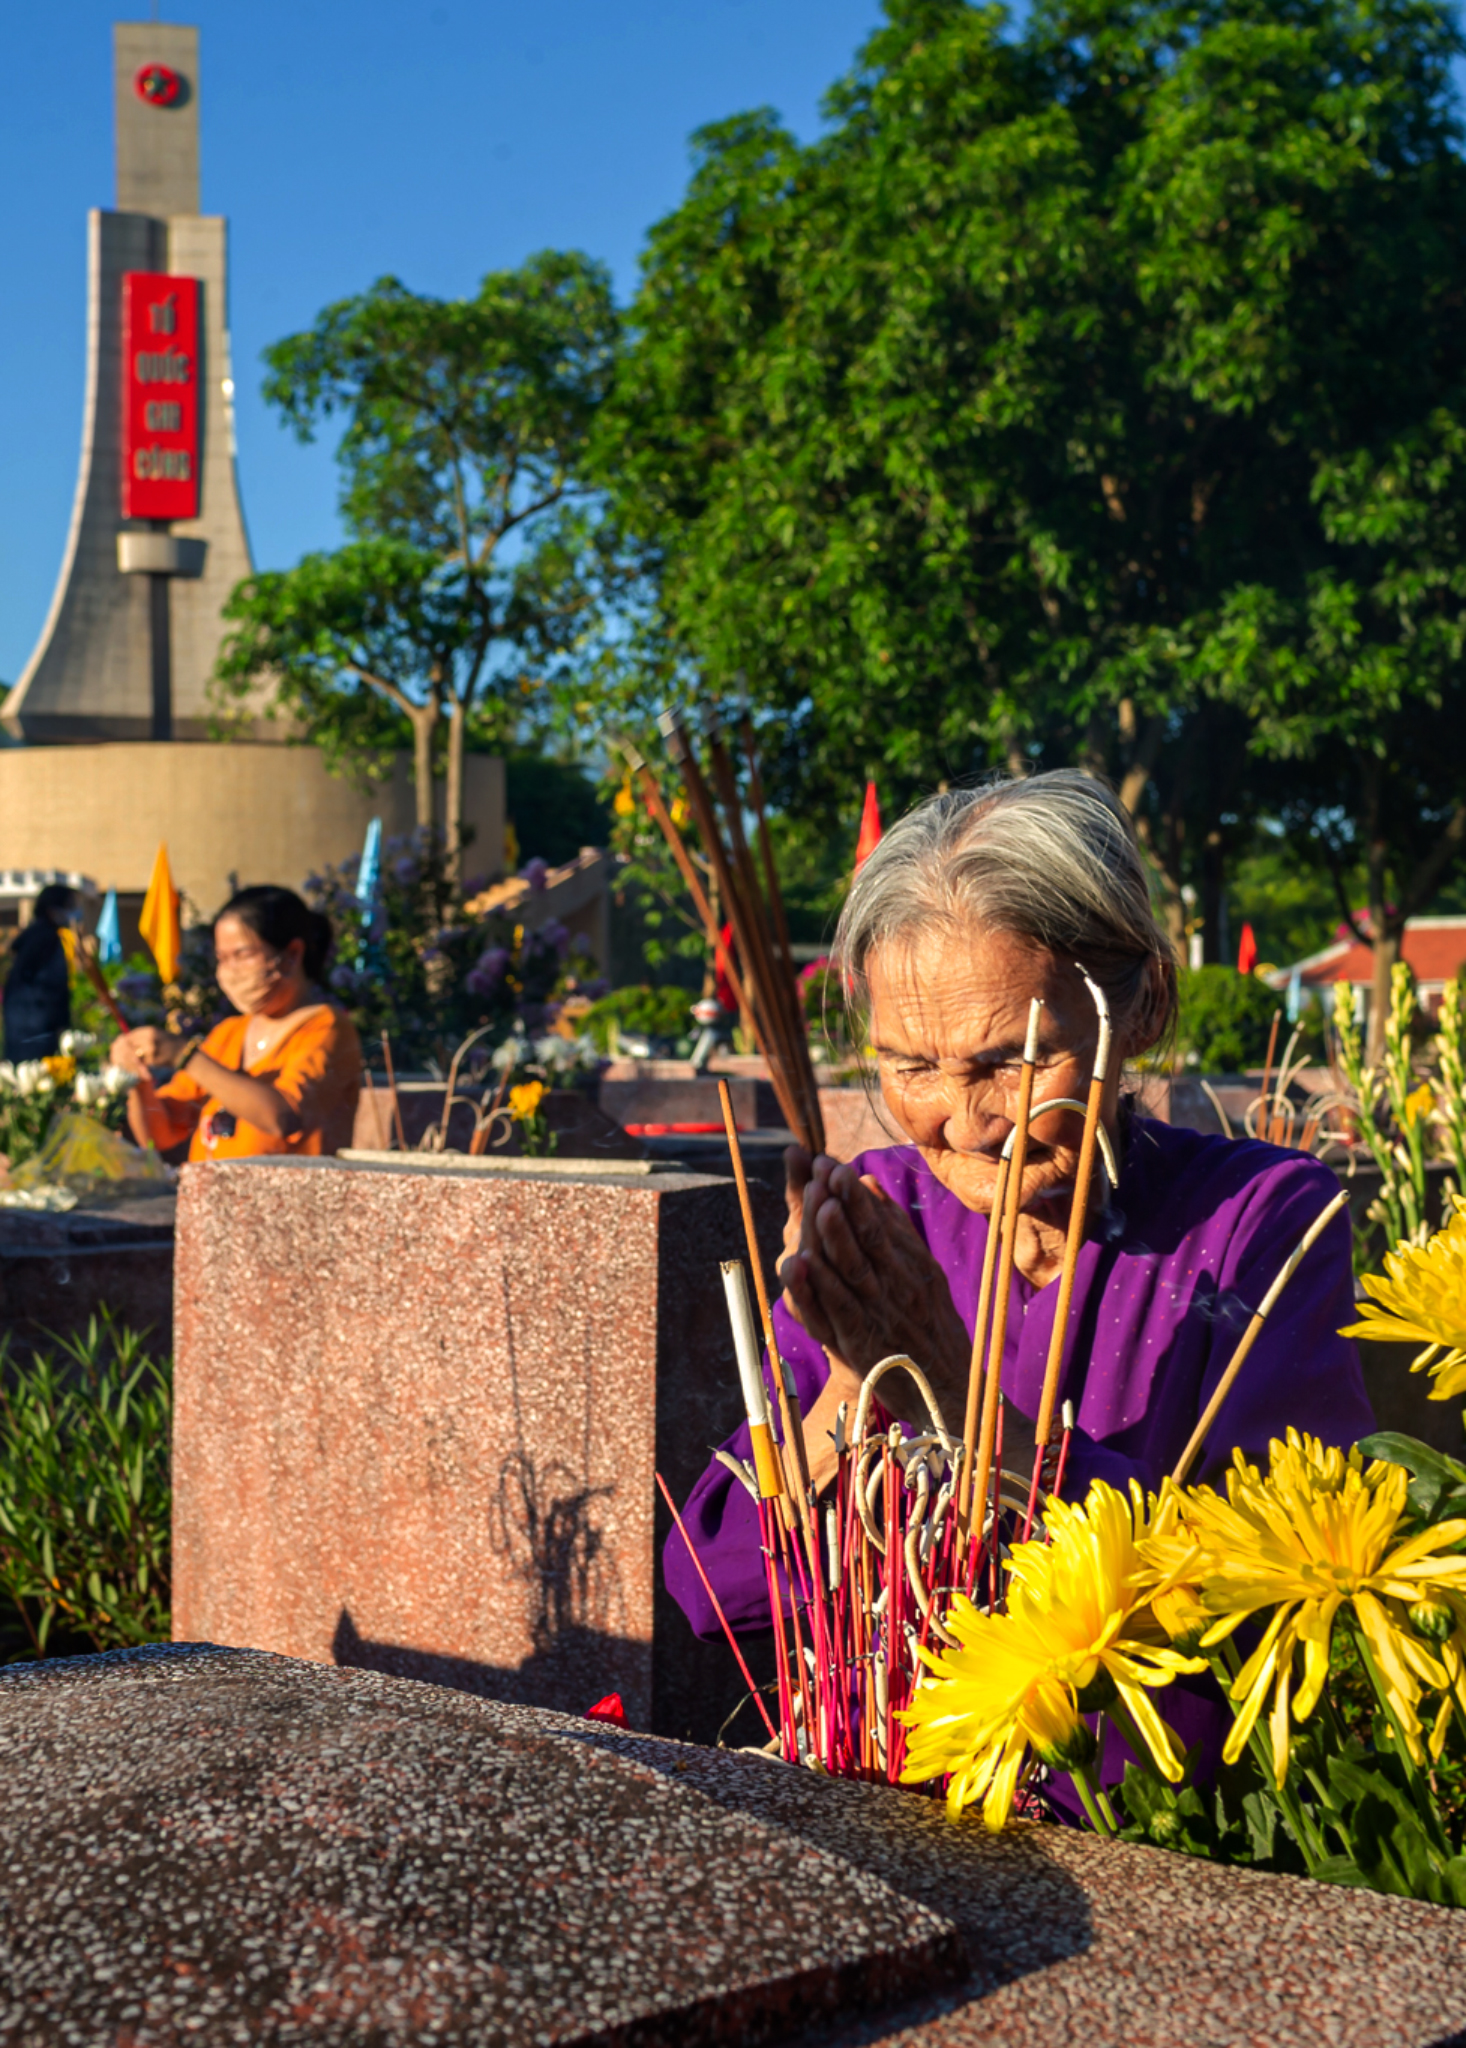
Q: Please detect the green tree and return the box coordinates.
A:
[598,0,1466,973]
[1202,412,1466,1047]
[215,253,622,882]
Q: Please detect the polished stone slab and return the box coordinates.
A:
[4,1647,1466,2048]
[0,1647,957,2047]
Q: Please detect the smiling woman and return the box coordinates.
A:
[667,770,1374,1647]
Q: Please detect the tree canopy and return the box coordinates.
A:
[598,0,1466,993]
[215,251,621,877]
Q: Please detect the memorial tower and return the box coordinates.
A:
[3,23,252,742]
[0,22,504,933]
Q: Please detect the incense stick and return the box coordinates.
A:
[1022,969,1112,1538]
[655,1471,779,1742]
[659,708,824,1154]
[956,1151,1010,1538]
[1169,1187,1351,1485]
[716,1077,814,1511]
[77,942,129,1033]
[721,1260,786,1503]
[380,1031,407,1152]
[739,715,795,984]
[1258,1009,1282,1136]
[967,999,1043,1542]
[618,740,752,1023]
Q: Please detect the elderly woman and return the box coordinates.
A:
[666,771,1372,1641]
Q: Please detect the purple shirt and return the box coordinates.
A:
[666,1115,1373,1639]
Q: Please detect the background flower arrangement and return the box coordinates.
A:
[304,827,606,1075]
[0,1034,137,1181]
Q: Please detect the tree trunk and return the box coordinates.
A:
[445,696,466,892]
[1367,918,1401,1066]
[1201,829,1224,965]
[1133,810,1188,968]
[409,702,438,832]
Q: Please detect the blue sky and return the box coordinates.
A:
[0,1,884,686]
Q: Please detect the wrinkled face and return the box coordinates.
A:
[866,922,1132,1218]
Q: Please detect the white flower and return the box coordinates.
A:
[6,1061,54,1098]
[73,1072,96,1108]
[59,1030,97,1056]
[533,1033,595,1074]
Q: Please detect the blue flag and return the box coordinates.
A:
[95,888,122,966]
[356,817,381,924]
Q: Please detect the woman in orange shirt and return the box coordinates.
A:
[111,886,362,1161]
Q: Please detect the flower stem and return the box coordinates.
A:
[1071,1761,1117,1837]
[1351,1623,1450,1859]
[1209,1649,1327,1875]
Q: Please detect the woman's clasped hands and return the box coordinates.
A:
[778,1147,972,1430]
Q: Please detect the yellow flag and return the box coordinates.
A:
[139,843,181,985]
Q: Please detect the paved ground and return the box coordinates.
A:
[2,1645,1465,2047]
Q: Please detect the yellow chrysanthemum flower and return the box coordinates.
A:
[613,778,636,819]
[899,1480,1204,1829]
[1341,1199,1466,1399]
[1139,1482,1212,1653]
[1174,1429,1466,1784]
[42,1054,76,1084]
[508,1079,546,1123]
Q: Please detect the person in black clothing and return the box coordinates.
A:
[3,885,78,1064]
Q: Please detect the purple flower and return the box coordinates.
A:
[569,932,592,958]
[393,856,419,885]
[520,857,549,894]
[465,945,509,998]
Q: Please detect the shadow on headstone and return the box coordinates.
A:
[331,1607,646,1721]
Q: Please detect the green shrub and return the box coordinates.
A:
[1174,966,1291,1073]
[581,984,695,1053]
[0,1316,171,1657]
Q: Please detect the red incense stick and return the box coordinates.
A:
[656,1471,778,1742]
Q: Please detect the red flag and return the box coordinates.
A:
[713,921,739,1015]
[854,781,882,870]
[1237,923,1258,976]
[585,1693,629,1728]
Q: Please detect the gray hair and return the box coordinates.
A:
[833,770,1177,1040]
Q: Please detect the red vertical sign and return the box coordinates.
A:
[121,272,201,520]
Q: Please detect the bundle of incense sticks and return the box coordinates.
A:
[659,988,1108,1777]
[619,709,824,1158]
[661,968,1349,1780]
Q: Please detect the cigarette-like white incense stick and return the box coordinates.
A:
[722,1259,786,1500]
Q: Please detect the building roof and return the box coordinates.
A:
[1269,915,1466,990]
